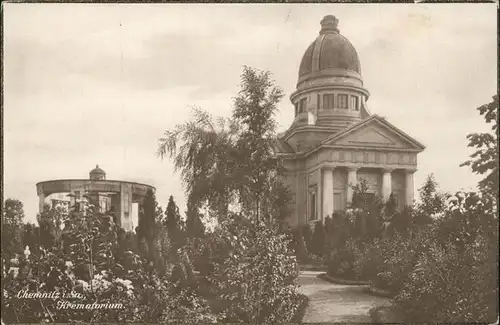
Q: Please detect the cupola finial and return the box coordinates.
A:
[320,15,339,34]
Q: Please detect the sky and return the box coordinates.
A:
[3,3,497,224]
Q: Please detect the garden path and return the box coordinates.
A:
[298,271,391,323]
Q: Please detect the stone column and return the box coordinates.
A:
[405,170,416,206]
[346,167,358,205]
[38,193,45,213]
[322,167,334,219]
[120,184,133,232]
[382,168,393,201]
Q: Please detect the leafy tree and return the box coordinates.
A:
[395,191,498,323]
[300,224,313,255]
[36,203,67,250]
[136,188,159,261]
[350,180,384,240]
[21,222,40,256]
[205,213,300,323]
[158,66,291,223]
[461,94,498,205]
[2,203,214,324]
[291,227,309,263]
[164,196,184,255]
[232,66,287,222]
[158,108,240,215]
[310,221,325,258]
[2,199,25,263]
[185,202,205,239]
[414,174,446,225]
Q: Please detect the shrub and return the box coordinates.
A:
[310,221,325,257]
[301,224,313,255]
[292,227,309,264]
[352,240,383,281]
[308,254,323,266]
[371,231,426,294]
[2,207,215,323]
[327,238,361,279]
[394,192,498,323]
[205,213,301,323]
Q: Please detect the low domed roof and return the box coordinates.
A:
[298,15,361,79]
[89,164,105,176]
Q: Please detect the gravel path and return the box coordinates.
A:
[298,271,391,323]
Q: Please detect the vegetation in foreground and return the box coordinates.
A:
[292,95,498,323]
[2,69,497,323]
[2,66,302,324]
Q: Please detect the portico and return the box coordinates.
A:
[319,165,415,219]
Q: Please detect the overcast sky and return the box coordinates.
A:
[3,3,497,224]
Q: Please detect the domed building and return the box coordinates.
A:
[276,15,425,227]
[36,165,155,232]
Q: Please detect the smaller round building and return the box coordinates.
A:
[36,165,155,232]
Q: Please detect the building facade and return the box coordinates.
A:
[36,165,155,232]
[275,15,425,227]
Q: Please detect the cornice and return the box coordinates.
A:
[290,84,370,103]
[297,68,363,86]
[305,144,423,158]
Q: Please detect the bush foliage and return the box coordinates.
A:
[204,213,300,323]
[292,155,497,323]
[317,185,498,323]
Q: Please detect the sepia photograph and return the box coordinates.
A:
[1,3,498,323]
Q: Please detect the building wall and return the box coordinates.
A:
[282,148,415,227]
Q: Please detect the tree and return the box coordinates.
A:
[22,222,39,255]
[185,202,205,239]
[2,199,25,262]
[291,227,309,263]
[158,108,240,215]
[137,188,159,261]
[164,195,184,255]
[414,174,446,225]
[232,66,286,222]
[158,66,291,223]
[350,180,384,240]
[461,94,498,206]
[310,221,325,258]
[205,213,300,323]
[2,201,214,324]
[36,203,68,250]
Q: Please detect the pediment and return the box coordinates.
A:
[322,116,425,151]
[345,127,398,146]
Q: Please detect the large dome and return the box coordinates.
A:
[288,15,370,138]
[297,15,362,87]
